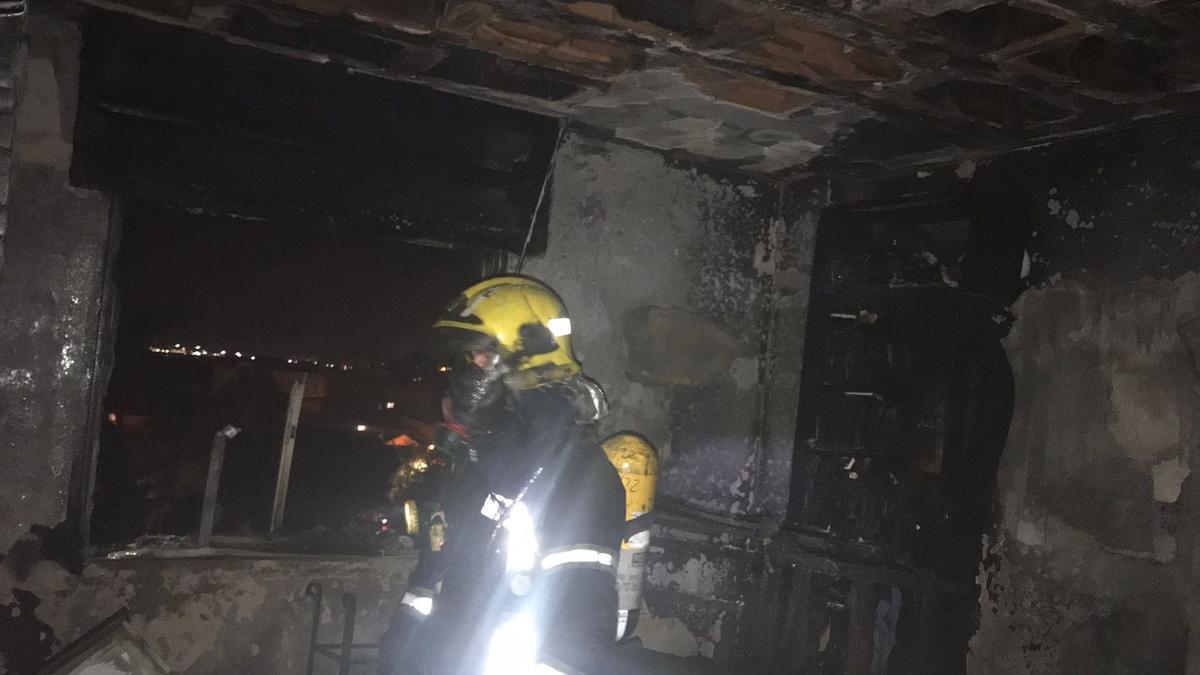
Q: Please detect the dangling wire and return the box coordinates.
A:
[516,120,567,274]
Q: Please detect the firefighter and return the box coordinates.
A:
[378,276,625,675]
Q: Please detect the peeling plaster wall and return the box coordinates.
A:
[526,133,822,517]
[525,133,823,658]
[968,118,1200,674]
[1,554,416,673]
[638,514,762,661]
[0,12,111,547]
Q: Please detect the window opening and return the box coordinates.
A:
[91,200,479,555]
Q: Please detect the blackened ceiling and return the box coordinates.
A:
[77,0,1200,174]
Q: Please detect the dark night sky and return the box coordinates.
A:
[116,201,482,364]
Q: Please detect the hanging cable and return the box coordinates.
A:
[516,120,566,274]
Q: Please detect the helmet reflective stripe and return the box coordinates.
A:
[547,317,571,337]
[539,545,617,573]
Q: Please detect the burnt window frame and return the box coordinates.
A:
[66,9,560,556]
[76,198,510,556]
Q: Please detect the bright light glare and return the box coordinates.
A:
[403,500,420,535]
[400,592,434,617]
[547,317,572,337]
[385,401,396,409]
[540,548,614,570]
[356,424,368,432]
[483,613,539,675]
[503,501,538,574]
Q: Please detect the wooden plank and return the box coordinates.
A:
[772,535,971,594]
[76,200,121,551]
[783,567,813,673]
[756,562,786,670]
[270,374,307,534]
[198,425,239,547]
[844,580,877,675]
[911,590,940,673]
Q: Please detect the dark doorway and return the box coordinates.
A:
[743,192,1026,673]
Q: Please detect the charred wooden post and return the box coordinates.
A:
[198,425,240,548]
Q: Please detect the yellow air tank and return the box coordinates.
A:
[602,433,659,641]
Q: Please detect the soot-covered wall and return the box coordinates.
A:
[527,134,821,518]
[0,13,111,549]
[967,116,1200,673]
[526,135,823,657]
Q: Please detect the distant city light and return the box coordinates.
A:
[356,424,368,432]
[427,443,436,451]
[146,345,371,370]
[385,402,396,409]
[438,365,449,373]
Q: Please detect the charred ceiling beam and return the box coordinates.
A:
[72,9,562,253]
[70,0,1075,171]
[81,0,985,132]
[68,0,1200,176]
[536,0,1189,137]
[475,0,1046,135]
[225,4,597,101]
[736,0,1200,113]
[78,0,598,117]
[821,107,1200,181]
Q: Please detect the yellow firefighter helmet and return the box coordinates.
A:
[432,276,580,388]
